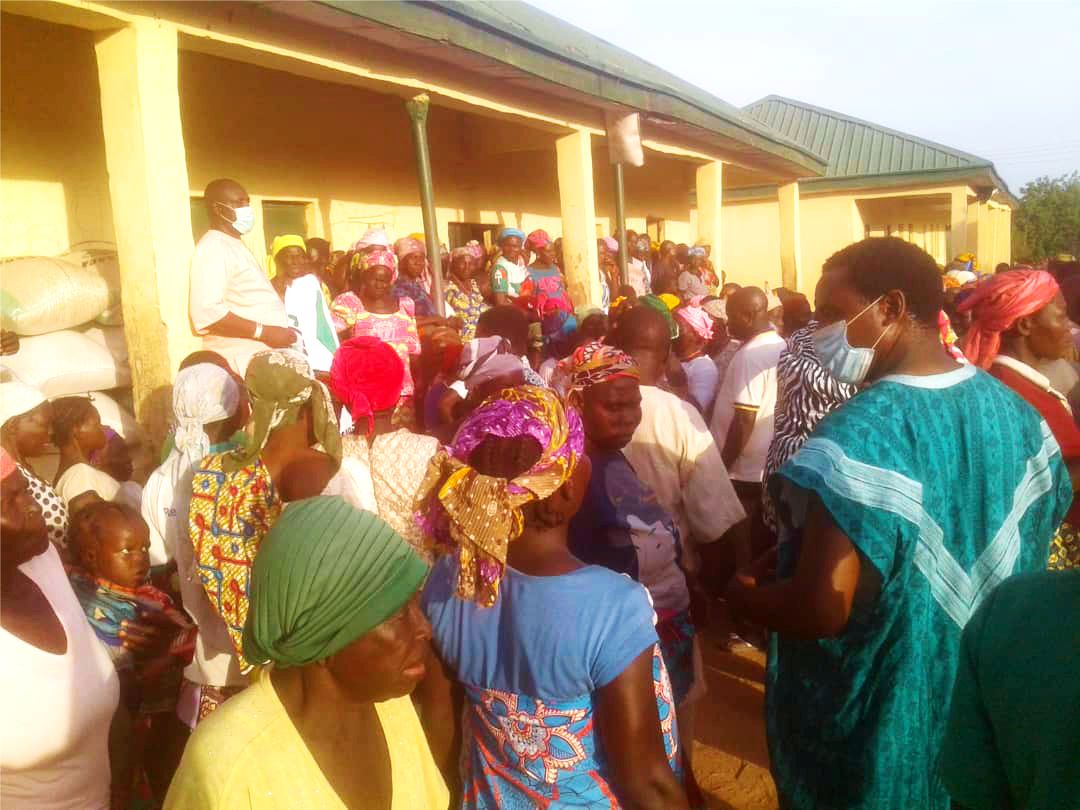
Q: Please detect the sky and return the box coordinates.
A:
[527,0,1080,193]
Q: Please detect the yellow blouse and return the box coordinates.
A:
[164,673,448,809]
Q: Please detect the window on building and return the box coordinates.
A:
[261,201,309,253]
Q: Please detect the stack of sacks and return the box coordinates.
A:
[1,247,144,473]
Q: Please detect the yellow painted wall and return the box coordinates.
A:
[720,199,783,290]
[0,14,115,257]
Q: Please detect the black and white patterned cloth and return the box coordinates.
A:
[762,323,857,530]
[17,463,69,549]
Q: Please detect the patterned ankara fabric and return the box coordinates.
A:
[422,557,680,809]
[392,276,436,318]
[444,277,489,340]
[761,324,856,531]
[189,454,282,673]
[766,365,1071,810]
[330,294,422,399]
[415,385,582,606]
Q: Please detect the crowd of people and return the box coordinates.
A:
[1,175,1077,810]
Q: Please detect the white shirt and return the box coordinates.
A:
[628,257,651,296]
[189,230,288,375]
[623,385,746,568]
[682,355,720,416]
[710,329,786,482]
[1,545,119,810]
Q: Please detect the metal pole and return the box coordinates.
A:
[406,93,445,317]
[613,162,630,288]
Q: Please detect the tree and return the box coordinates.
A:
[1012,172,1080,262]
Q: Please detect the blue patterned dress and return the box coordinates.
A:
[422,557,680,808]
[767,365,1071,809]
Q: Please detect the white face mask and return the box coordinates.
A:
[220,203,255,235]
[812,296,890,385]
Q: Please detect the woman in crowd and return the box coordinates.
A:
[166,496,447,809]
[444,245,489,341]
[269,234,338,374]
[0,451,120,809]
[141,363,250,728]
[393,236,438,318]
[674,302,721,415]
[331,248,422,422]
[416,386,687,809]
[563,343,705,801]
[598,235,621,311]
[0,377,68,550]
[677,248,711,302]
[490,227,529,305]
[52,396,129,509]
[328,336,441,558]
[725,237,1070,810]
[959,269,1080,569]
[524,228,576,352]
[189,350,342,676]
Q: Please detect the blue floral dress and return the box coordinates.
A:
[423,557,680,807]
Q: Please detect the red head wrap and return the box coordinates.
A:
[329,337,405,435]
[957,270,1060,368]
[525,229,551,250]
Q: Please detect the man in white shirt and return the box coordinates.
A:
[627,235,652,297]
[710,286,787,556]
[189,179,296,375]
[611,305,746,579]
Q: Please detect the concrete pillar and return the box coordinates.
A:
[976,202,995,271]
[949,188,969,259]
[999,207,1013,266]
[777,181,802,291]
[695,160,723,265]
[556,130,602,307]
[95,20,197,441]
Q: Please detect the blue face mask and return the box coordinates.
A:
[220,203,255,235]
[812,296,889,385]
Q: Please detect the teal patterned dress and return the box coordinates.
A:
[767,365,1071,810]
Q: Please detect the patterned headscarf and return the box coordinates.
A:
[224,350,340,473]
[675,304,715,341]
[415,386,583,606]
[394,237,426,260]
[601,236,618,254]
[353,227,391,251]
[525,229,551,250]
[359,247,398,281]
[329,337,405,435]
[558,341,639,403]
[957,270,1060,368]
[465,240,485,261]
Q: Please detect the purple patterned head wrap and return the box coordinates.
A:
[414,385,582,606]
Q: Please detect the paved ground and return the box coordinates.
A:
[690,628,779,810]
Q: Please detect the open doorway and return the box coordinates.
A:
[448,221,500,250]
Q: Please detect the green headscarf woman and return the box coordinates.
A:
[166,497,448,810]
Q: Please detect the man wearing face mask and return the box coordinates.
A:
[725,237,1072,810]
[189,178,296,375]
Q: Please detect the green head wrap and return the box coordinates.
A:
[224,349,342,474]
[243,496,428,668]
[639,295,679,339]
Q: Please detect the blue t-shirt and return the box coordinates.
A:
[422,557,679,807]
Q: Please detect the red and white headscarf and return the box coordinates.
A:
[674,303,715,341]
[957,270,1060,368]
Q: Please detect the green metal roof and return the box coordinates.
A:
[313,1,827,178]
[744,95,1012,198]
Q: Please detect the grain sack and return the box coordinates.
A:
[3,329,127,397]
[1,248,120,335]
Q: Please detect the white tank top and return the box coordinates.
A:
[0,544,119,809]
